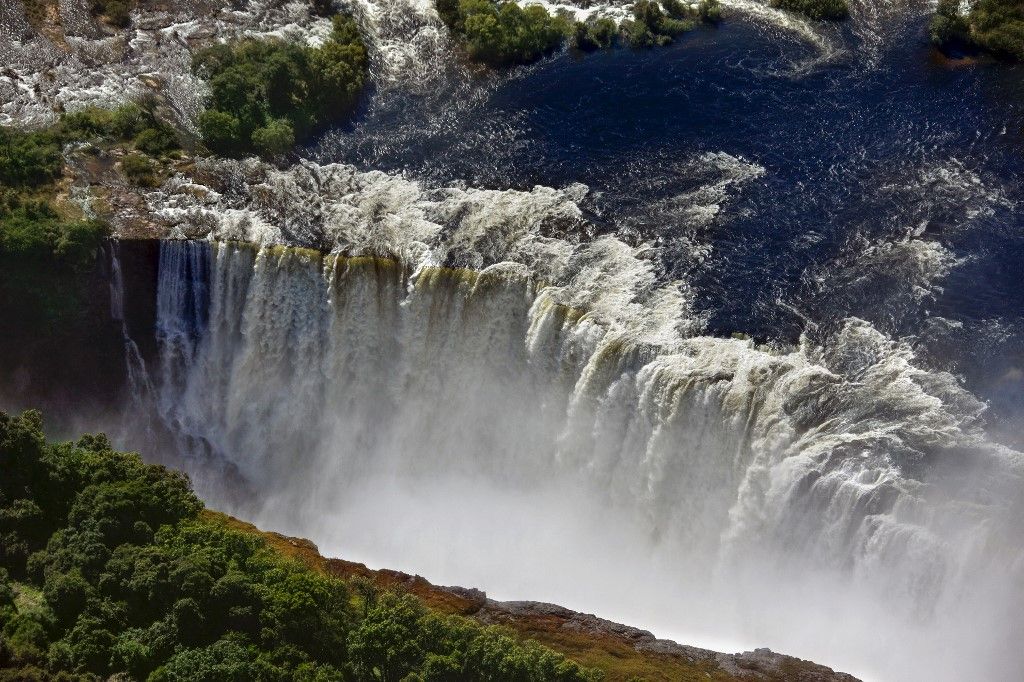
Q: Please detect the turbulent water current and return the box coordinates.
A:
[5,0,1024,680]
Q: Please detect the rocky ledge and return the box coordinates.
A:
[215,512,860,682]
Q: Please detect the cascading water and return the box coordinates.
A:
[7,0,1023,678]
[109,242,156,425]
[133,238,1024,682]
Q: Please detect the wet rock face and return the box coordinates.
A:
[0,239,159,436]
[286,533,861,682]
[472,600,860,682]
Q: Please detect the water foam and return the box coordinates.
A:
[136,237,1024,682]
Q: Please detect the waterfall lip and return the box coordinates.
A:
[100,238,1024,682]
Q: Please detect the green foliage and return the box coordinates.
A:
[968,0,1024,61]
[439,0,721,63]
[60,102,180,158]
[0,200,108,350]
[769,0,848,21]
[0,128,62,188]
[622,0,690,47]
[698,0,723,24]
[121,152,157,187]
[0,410,605,682]
[930,0,972,49]
[572,17,619,51]
[929,0,1023,61]
[251,119,296,158]
[193,15,368,158]
[457,0,574,66]
[89,0,134,27]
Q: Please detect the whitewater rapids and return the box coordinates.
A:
[126,238,1024,682]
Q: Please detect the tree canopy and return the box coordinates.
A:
[935,0,1024,61]
[0,410,604,682]
[194,15,369,159]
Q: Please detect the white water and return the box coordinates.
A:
[7,0,1022,678]
[133,238,1024,682]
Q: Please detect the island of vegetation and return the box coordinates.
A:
[194,15,369,159]
[435,0,723,67]
[930,0,1024,61]
[768,0,848,21]
[0,410,605,681]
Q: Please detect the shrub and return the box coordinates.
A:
[0,410,606,681]
[437,0,574,65]
[929,0,1023,61]
[622,0,704,47]
[121,152,157,187]
[460,0,574,66]
[698,0,723,24]
[193,15,368,158]
[90,0,134,27]
[0,201,109,382]
[59,103,180,156]
[573,17,619,50]
[133,124,178,156]
[440,0,721,62]
[969,0,1024,60]
[769,0,849,21]
[0,128,62,188]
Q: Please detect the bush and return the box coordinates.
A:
[440,0,721,62]
[929,0,1023,61]
[90,0,134,27]
[0,128,62,188]
[573,17,619,50]
[437,0,574,65]
[121,152,157,187]
[59,103,180,157]
[698,0,723,24]
[622,0,708,47]
[459,0,574,66]
[930,0,972,49]
[193,15,368,158]
[769,0,849,21]
[969,0,1024,60]
[0,410,606,681]
[0,200,109,391]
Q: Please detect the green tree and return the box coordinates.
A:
[252,119,296,158]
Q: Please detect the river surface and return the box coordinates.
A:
[315,2,1024,442]
[6,1,1024,680]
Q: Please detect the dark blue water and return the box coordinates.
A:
[313,8,1024,443]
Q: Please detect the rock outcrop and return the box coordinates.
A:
[224,515,860,682]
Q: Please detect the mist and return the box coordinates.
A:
[111,239,1024,682]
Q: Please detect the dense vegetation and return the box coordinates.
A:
[436,0,722,66]
[768,0,848,22]
[0,104,180,400]
[0,102,178,322]
[931,0,1024,61]
[0,410,604,681]
[0,124,106,376]
[89,0,136,28]
[193,15,369,159]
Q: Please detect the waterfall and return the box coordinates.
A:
[109,242,156,427]
[138,238,1024,682]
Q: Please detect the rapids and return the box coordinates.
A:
[3,0,1023,679]
[119,238,1022,682]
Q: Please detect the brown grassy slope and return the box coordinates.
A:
[206,511,859,682]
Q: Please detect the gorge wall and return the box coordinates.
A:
[98,238,1024,682]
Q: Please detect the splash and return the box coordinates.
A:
[125,237,1024,682]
